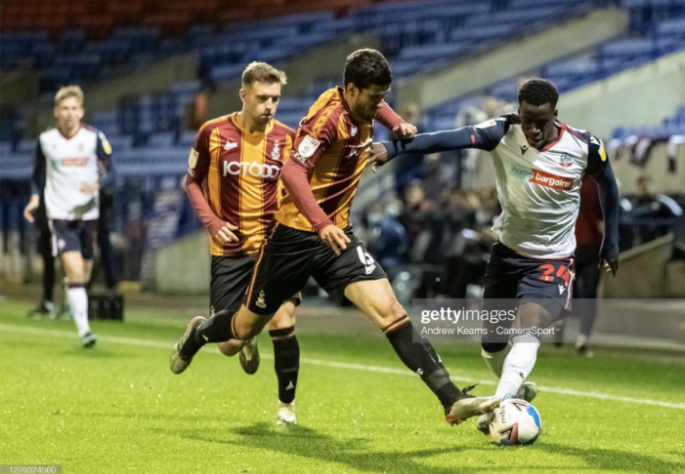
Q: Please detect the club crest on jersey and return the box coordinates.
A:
[298,135,320,159]
[559,153,572,168]
[345,138,372,159]
[256,290,267,309]
[271,140,281,161]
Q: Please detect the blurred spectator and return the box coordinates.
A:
[399,181,429,253]
[632,175,682,244]
[394,102,427,197]
[189,80,216,130]
[365,200,408,278]
[571,177,605,353]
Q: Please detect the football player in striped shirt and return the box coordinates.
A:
[171,49,500,427]
[367,78,620,434]
[171,61,410,423]
[24,85,114,348]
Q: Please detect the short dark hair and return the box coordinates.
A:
[242,62,287,86]
[518,78,559,109]
[343,49,392,90]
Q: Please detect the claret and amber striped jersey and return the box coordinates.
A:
[275,87,374,232]
[188,112,294,257]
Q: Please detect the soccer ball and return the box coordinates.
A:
[489,399,541,446]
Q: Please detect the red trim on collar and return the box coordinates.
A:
[540,122,565,151]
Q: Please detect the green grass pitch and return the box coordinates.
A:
[1,299,684,473]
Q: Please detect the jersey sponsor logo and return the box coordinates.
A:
[509,164,533,179]
[292,151,306,164]
[559,152,572,168]
[298,135,321,159]
[61,157,89,167]
[224,140,238,151]
[188,148,199,170]
[223,160,281,179]
[529,169,574,190]
[271,140,281,161]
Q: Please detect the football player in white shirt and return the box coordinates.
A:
[368,79,620,435]
[24,86,114,348]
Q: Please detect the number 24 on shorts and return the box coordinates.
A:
[538,263,571,286]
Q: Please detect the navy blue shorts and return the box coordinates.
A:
[483,242,575,321]
[48,219,98,259]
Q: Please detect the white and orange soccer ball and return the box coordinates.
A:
[489,399,541,446]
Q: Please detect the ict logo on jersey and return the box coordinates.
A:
[529,169,574,190]
[559,153,572,168]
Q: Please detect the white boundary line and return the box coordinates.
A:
[3,323,684,410]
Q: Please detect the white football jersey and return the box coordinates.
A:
[476,115,607,258]
[36,125,112,220]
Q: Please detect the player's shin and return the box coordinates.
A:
[196,309,237,344]
[67,282,90,337]
[270,326,299,405]
[496,334,540,400]
[481,341,513,378]
[384,316,463,411]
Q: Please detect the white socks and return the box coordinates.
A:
[67,284,90,337]
[495,335,540,400]
[482,341,512,378]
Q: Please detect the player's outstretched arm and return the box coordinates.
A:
[368,115,513,171]
[588,140,620,276]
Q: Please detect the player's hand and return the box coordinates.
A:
[392,122,417,140]
[367,142,390,173]
[81,181,99,196]
[319,225,350,256]
[213,221,239,245]
[23,195,40,223]
[599,256,619,277]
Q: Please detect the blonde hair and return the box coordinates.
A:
[242,62,287,86]
[54,85,84,106]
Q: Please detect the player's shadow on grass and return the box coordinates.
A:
[538,443,682,473]
[180,422,496,474]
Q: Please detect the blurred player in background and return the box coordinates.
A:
[368,78,620,433]
[179,62,302,424]
[171,49,501,427]
[24,85,114,348]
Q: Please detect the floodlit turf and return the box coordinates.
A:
[1,299,684,473]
